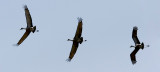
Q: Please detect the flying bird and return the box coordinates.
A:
[16,5,38,46]
[130,26,149,64]
[67,17,86,62]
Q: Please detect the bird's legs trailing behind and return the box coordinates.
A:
[139,42,149,49]
[144,45,150,48]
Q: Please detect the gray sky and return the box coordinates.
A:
[0,0,160,72]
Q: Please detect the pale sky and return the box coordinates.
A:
[0,0,160,72]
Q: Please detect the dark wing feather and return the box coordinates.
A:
[130,47,140,64]
[17,30,31,45]
[132,27,140,44]
[24,5,33,27]
[68,41,79,61]
[74,18,82,38]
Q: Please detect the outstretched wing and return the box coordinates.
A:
[74,18,82,38]
[130,47,140,64]
[17,30,31,45]
[24,5,33,27]
[67,41,79,61]
[132,26,140,44]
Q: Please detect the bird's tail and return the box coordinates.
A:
[141,42,144,50]
[141,42,149,50]
[32,26,36,33]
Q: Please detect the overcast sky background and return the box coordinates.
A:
[0,0,160,72]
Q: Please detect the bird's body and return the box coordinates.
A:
[67,18,86,61]
[16,5,37,46]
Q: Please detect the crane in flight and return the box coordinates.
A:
[130,26,149,64]
[67,17,86,62]
[16,5,38,46]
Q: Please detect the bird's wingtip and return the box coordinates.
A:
[13,44,19,46]
[66,58,71,62]
[131,60,137,65]
[23,5,28,9]
[133,26,138,30]
[77,17,83,22]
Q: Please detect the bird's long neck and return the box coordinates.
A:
[20,28,27,30]
[130,45,135,48]
[68,39,74,41]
